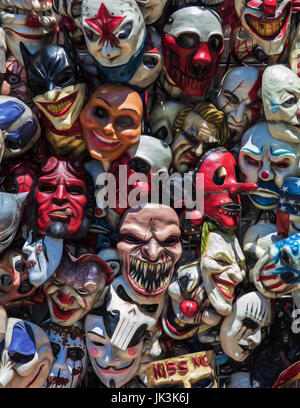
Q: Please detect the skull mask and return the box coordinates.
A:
[136,0,168,25]
[117,204,182,301]
[161,6,224,97]
[239,122,300,210]
[276,177,300,238]
[262,65,300,144]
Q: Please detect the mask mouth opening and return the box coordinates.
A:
[37,90,78,118]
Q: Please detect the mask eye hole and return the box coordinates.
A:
[50,342,60,357]
[208,34,223,52]
[244,155,260,168]
[67,347,84,362]
[117,21,133,39]
[94,106,108,119]
[212,166,227,185]
[0,274,13,287]
[115,115,134,128]
[116,285,134,304]
[282,96,297,107]
[85,29,98,42]
[242,317,259,331]
[176,33,199,49]
[15,260,26,273]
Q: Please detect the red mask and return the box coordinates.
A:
[195,148,257,230]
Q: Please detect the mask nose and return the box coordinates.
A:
[232,104,246,124]
[262,0,277,16]
[100,43,121,61]
[26,13,41,28]
[142,238,163,262]
[191,43,212,77]
[258,160,274,181]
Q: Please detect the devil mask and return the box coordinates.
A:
[80,84,143,162]
[276,177,300,238]
[161,6,224,97]
[262,65,300,144]
[217,66,262,143]
[44,249,113,326]
[239,122,300,210]
[117,204,182,300]
[28,157,95,240]
[195,148,257,230]
[136,0,167,25]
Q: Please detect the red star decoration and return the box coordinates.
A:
[85,3,125,47]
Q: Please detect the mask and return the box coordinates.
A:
[81,0,146,83]
[195,148,257,230]
[251,232,300,298]
[201,228,246,315]
[276,177,300,238]
[29,157,95,240]
[0,0,56,66]
[53,0,83,30]
[117,203,182,301]
[161,6,224,97]
[80,84,143,162]
[234,0,292,57]
[220,291,272,361]
[171,103,230,173]
[97,247,120,277]
[0,96,40,159]
[239,122,300,210]
[43,322,88,388]
[216,66,262,143]
[262,64,300,144]
[85,311,144,388]
[44,249,113,326]
[136,0,167,25]
[104,276,164,351]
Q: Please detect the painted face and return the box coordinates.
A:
[276,177,300,238]
[234,0,292,56]
[262,65,300,144]
[217,66,262,143]
[44,250,113,326]
[239,122,300,210]
[0,96,40,159]
[85,312,143,388]
[201,229,246,316]
[251,232,300,298]
[81,0,146,82]
[0,0,56,66]
[80,84,143,162]
[117,204,182,300]
[220,291,272,361]
[44,323,88,389]
[161,7,224,97]
[195,148,257,230]
[1,56,32,104]
[136,0,167,25]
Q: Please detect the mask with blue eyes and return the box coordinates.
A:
[251,232,300,298]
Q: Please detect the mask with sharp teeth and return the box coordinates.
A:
[117,203,182,301]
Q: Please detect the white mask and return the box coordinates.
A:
[136,0,167,25]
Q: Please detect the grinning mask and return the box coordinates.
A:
[80,84,143,162]
[85,311,143,388]
[171,103,230,173]
[276,177,300,238]
[29,157,95,240]
[201,228,246,316]
[195,148,257,230]
[217,66,262,143]
[161,6,224,97]
[262,65,300,144]
[117,204,182,301]
[234,0,292,56]
[136,0,167,25]
[239,122,300,210]
[43,322,88,389]
[251,232,300,298]
[220,291,272,361]
[81,0,146,83]
[0,0,56,66]
[44,250,113,327]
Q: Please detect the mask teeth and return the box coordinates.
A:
[129,256,172,291]
[247,8,287,38]
[41,95,75,115]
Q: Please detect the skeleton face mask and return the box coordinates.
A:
[220,291,272,361]
[80,84,143,162]
[85,312,143,388]
[44,250,113,326]
[0,0,56,66]
[117,204,182,301]
[43,322,88,388]
[239,122,300,210]
[81,0,146,82]
[201,229,246,316]
[161,7,224,97]
[217,66,262,143]
[136,0,167,25]
[276,177,300,238]
[234,0,292,56]
[262,65,300,144]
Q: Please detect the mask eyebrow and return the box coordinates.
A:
[242,147,263,156]
[215,252,232,264]
[88,329,105,339]
[269,146,296,157]
[223,90,239,104]
[96,96,111,107]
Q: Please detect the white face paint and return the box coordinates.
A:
[262,65,300,143]
[239,122,300,210]
[220,291,272,361]
[85,313,143,388]
[136,0,167,25]
[217,66,262,142]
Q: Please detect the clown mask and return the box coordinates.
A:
[276,177,300,238]
[201,228,246,316]
[136,0,167,25]
[217,66,262,143]
[220,291,272,361]
[239,122,300,210]
[117,204,182,301]
[80,84,143,163]
[44,250,113,326]
[262,65,300,144]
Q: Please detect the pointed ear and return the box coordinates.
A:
[20,42,32,69]
[61,26,83,81]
